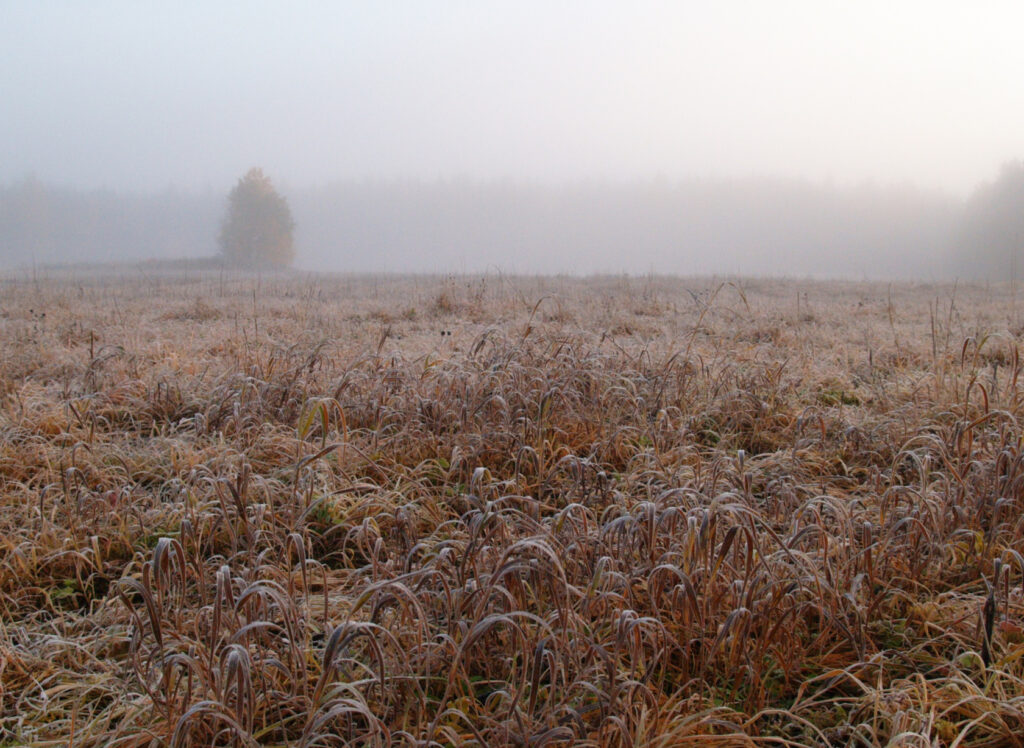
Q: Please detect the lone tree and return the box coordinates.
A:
[219,168,295,268]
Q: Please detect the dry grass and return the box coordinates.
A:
[1,270,1024,746]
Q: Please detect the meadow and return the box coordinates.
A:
[1,270,1023,746]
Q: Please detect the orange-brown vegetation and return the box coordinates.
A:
[1,271,1023,746]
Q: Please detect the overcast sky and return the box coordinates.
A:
[3,1,1023,194]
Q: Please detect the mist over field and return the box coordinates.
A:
[0,177,962,278]
[11,5,1024,745]
[3,2,1024,277]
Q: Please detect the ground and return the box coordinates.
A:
[1,270,1023,746]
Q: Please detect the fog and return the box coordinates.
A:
[0,177,966,278]
[3,2,1024,277]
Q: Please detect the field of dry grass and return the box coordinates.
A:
[2,270,1024,746]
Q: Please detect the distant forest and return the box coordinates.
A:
[0,175,1002,279]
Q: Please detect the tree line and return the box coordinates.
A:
[2,165,1022,279]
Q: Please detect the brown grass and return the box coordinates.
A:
[1,271,1023,746]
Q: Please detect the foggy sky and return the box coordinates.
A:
[4,2,1024,194]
